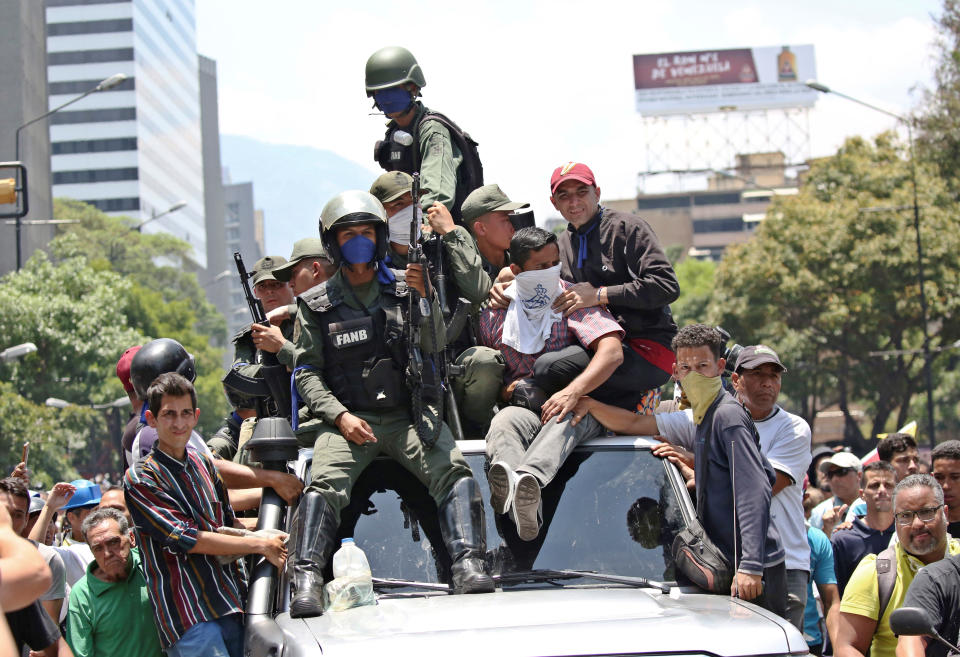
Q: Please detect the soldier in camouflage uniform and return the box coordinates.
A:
[289,190,494,618]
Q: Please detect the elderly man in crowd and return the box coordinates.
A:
[65,507,162,657]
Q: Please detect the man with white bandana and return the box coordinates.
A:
[571,324,787,617]
[479,226,625,540]
[369,171,504,434]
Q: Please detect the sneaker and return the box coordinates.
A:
[511,472,542,541]
[488,461,515,515]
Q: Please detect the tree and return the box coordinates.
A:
[709,134,960,452]
[670,256,716,329]
[916,0,960,191]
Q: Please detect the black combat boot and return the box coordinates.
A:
[438,477,496,594]
[289,492,339,618]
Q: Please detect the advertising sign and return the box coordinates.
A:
[633,45,817,116]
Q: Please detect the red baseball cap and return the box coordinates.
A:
[116,345,141,394]
[550,162,596,195]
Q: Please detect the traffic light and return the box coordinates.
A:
[0,177,15,205]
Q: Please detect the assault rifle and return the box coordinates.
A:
[406,173,446,448]
[229,252,293,421]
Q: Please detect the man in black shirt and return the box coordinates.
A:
[897,553,960,657]
[831,461,896,596]
[548,162,679,410]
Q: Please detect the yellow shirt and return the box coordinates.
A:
[839,537,960,657]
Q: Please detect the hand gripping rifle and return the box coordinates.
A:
[231,252,293,421]
[406,173,445,448]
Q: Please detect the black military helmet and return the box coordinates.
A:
[365,46,426,96]
[319,190,389,268]
[130,338,196,399]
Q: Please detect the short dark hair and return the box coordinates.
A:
[671,324,725,360]
[861,460,896,485]
[931,440,960,465]
[877,433,917,462]
[80,507,129,541]
[0,477,28,503]
[509,227,557,268]
[147,372,197,417]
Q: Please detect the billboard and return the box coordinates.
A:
[633,45,817,116]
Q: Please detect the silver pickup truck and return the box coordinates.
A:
[244,434,809,657]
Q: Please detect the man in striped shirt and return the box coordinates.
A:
[125,373,287,657]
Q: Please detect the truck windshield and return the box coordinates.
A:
[332,447,686,586]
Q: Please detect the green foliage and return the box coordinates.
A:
[916,0,960,191]
[0,200,230,480]
[671,256,717,328]
[709,134,960,450]
[0,382,88,488]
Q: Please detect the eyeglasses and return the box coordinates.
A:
[827,467,855,478]
[894,504,944,526]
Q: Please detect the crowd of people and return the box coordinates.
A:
[2,45,958,657]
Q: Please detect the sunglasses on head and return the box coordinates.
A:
[827,467,855,478]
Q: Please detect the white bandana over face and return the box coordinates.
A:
[387,204,421,246]
[502,264,563,354]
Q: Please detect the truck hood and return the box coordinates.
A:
[278,587,807,657]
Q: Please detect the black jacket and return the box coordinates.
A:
[558,208,679,347]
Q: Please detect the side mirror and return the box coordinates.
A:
[890,607,936,637]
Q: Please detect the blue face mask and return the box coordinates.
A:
[340,234,377,265]
[374,87,413,115]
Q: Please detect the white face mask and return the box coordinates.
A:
[502,264,563,354]
[387,204,420,246]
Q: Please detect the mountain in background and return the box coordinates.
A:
[220,134,378,257]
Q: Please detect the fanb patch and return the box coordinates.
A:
[328,317,374,349]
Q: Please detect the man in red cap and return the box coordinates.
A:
[116,345,142,468]
[547,162,679,410]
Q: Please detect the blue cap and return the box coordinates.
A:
[62,480,101,511]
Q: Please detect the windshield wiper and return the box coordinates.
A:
[372,577,450,592]
[497,569,670,593]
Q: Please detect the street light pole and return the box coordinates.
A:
[806,80,936,449]
[12,73,128,271]
[135,200,187,232]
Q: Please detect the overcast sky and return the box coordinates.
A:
[197,0,943,227]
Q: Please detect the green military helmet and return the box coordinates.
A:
[319,190,389,267]
[365,46,426,95]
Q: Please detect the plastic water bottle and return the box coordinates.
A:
[324,538,375,611]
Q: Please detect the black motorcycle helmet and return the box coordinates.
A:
[130,338,196,399]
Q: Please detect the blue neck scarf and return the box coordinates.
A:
[574,207,603,269]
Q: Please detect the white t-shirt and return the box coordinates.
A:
[655,404,813,571]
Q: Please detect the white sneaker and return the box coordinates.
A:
[511,472,542,542]
[488,461,515,515]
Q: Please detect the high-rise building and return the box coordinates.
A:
[0,0,54,274]
[223,180,264,336]
[45,0,207,267]
[198,54,229,330]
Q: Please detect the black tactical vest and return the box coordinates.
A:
[301,277,410,412]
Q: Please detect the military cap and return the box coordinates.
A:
[369,171,414,204]
[271,238,329,282]
[461,184,529,223]
[251,255,288,285]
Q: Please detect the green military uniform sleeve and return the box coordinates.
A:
[440,225,491,305]
[418,117,462,213]
[276,318,297,368]
[293,301,348,425]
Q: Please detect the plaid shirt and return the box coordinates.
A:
[480,281,624,382]
[124,445,244,649]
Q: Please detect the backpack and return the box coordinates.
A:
[875,545,898,622]
[416,111,484,222]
